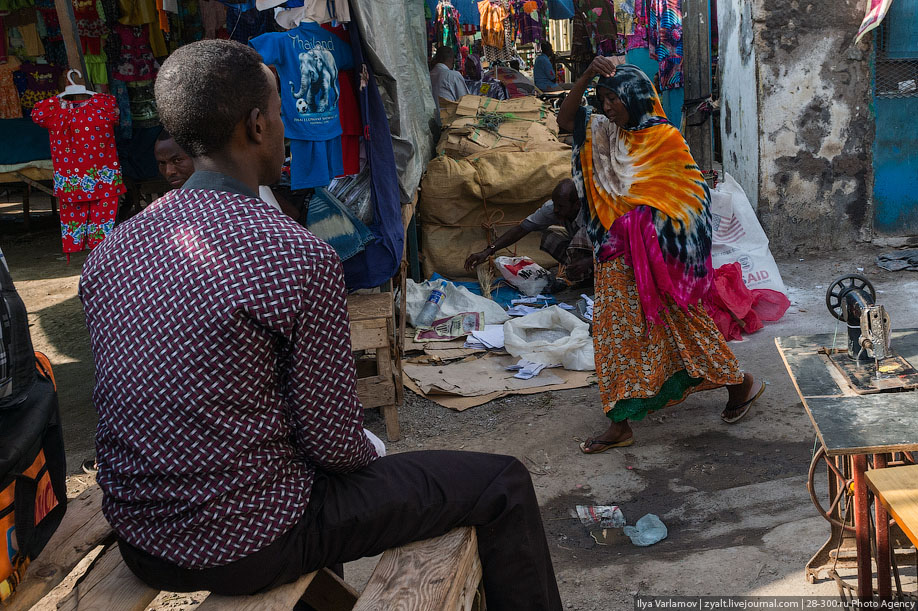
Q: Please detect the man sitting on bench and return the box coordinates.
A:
[79,40,562,610]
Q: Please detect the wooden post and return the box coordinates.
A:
[681,0,713,178]
[53,0,90,86]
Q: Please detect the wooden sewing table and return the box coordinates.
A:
[777,328,918,602]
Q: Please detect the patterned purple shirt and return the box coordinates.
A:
[79,172,377,569]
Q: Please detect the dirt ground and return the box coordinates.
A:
[4,212,918,608]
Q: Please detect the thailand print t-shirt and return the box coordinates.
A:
[251,23,353,141]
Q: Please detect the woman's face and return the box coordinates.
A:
[600,89,630,129]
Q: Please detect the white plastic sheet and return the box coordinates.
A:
[405,279,510,327]
[503,306,595,371]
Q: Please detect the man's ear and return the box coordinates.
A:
[245,107,265,145]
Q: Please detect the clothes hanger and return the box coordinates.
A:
[58,69,96,99]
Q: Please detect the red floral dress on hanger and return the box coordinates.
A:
[32,93,125,255]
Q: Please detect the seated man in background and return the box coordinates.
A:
[79,39,561,611]
[153,128,195,190]
[429,46,469,113]
[465,178,593,287]
[533,42,571,92]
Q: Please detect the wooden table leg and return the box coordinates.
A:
[22,184,31,231]
[874,453,891,600]
[853,454,872,601]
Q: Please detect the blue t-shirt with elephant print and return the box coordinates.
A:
[251,23,354,141]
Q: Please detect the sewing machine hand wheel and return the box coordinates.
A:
[825,274,875,321]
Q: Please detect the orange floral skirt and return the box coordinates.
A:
[593,257,743,422]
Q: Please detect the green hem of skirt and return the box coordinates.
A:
[607,370,703,423]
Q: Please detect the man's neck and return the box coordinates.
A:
[193,155,260,195]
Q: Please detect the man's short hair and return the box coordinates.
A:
[542,42,553,55]
[156,127,172,142]
[154,40,272,157]
[434,46,455,64]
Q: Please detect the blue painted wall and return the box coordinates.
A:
[872,0,918,235]
[626,47,684,126]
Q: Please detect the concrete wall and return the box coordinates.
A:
[717,0,759,210]
[752,0,874,252]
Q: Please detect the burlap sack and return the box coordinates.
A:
[419,150,573,280]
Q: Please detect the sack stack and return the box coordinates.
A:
[420,95,572,280]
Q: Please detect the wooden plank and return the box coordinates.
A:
[8,487,113,611]
[299,567,359,611]
[11,173,54,196]
[53,0,88,83]
[55,544,158,611]
[347,293,394,322]
[196,570,319,611]
[866,465,918,549]
[805,394,918,456]
[380,402,401,442]
[350,320,389,352]
[681,0,712,174]
[353,527,482,611]
[356,377,396,408]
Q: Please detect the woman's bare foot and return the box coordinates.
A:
[580,420,634,454]
[722,373,765,423]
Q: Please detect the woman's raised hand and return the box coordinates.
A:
[588,56,621,79]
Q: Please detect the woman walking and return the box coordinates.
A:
[557,58,765,453]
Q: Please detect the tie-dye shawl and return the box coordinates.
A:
[572,64,713,325]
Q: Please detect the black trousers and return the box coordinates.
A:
[119,451,563,611]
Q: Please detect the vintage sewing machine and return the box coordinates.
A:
[822,274,918,393]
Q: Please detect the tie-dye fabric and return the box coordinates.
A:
[571,64,712,326]
[647,0,683,90]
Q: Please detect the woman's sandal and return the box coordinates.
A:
[721,380,767,424]
[579,436,635,454]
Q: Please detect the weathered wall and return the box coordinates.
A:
[753,0,874,253]
[718,0,759,209]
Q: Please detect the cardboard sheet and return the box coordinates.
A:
[403,354,595,411]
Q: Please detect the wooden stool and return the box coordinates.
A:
[347,293,401,441]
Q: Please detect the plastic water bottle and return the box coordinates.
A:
[416,280,448,327]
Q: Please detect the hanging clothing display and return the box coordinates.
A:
[323,24,360,176]
[251,22,354,188]
[14,61,60,114]
[199,0,226,38]
[571,0,620,58]
[510,0,546,45]
[0,58,23,118]
[478,0,507,48]
[626,0,649,50]
[648,0,682,90]
[58,198,119,252]
[6,8,46,58]
[112,24,157,81]
[436,0,461,54]
[73,0,105,54]
[339,20,404,291]
[226,4,272,44]
[31,94,125,254]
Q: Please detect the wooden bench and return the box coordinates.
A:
[7,486,483,610]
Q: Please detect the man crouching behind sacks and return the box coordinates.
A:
[78,39,563,610]
[465,178,594,289]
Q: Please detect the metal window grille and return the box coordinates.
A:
[875,5,918,99]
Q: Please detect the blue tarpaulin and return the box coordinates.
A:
[425,0,480,25]
[546,0,574,19]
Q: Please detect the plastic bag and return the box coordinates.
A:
[623,514,668,547]
[494,256,552,297]
[503,305,595,370]
[404,279,509,327]
[710,174,787,293]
